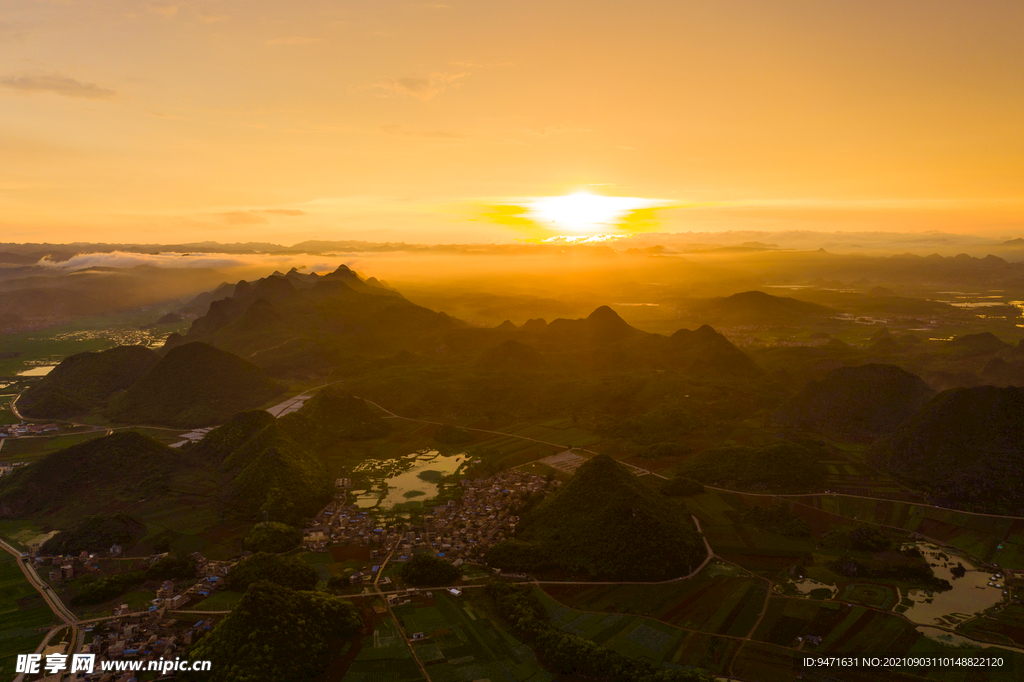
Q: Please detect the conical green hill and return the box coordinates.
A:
[516,454,706,580]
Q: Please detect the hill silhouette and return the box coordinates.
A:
[183,582,361,682]
[19,345,161,419]
[508,454,706,580]
[688,291,833,326]
[278,389,391,447]
[193,411,333,524]
[0,432,179,516]
[664,325,762,377]
[165,265,463,376]
[868,386,1024,512]
[106,342,285,428]
[771,364,935,439]
[476,339,547,370]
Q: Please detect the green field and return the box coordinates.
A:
[0,318,186,378]
[192,590,244,611]
[0,551,58,679]
[542,561,768,638]
[0,431,107,464]
[391,592,553,682]
[340,613,424,682]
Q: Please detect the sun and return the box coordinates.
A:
[525,191,669,234]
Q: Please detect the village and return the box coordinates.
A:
[0,421,61,439]
[302,469,557,582]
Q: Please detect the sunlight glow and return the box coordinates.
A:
[525,192,671,234]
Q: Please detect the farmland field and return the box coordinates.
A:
[392,592,552,682]
[0,551,57,679]
[342,614,423,682]
[541,561,768,638]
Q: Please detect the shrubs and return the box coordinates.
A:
[507,455,706,580]
[433,424,475,445]
[70,572,146,606]
[676,441,828,493]
[41,513,146,555]
[740,504,809,537]
[400,553,460,586]
[226,553,319,592]
[484,539,551,573]
[486,582,712,682]
[184,581,362,682]
[244,522,302,553]
[147,552,197,580]
[661,477,704,497]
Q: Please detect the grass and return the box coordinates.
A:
[389,592,552,682]
[342,614,423,682]
[535,587,690,667]
[541,561,768,638]
[0,431,107,464]
[191,590,244,611]
[0,552,58,679]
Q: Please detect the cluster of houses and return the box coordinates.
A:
[72,610,218,681]
[416,471,557,564]
[0,421,60,437]
[26,546,234,612]
[305,470,557,567]
[0,460,28,478]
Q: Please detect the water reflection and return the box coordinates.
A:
[900,543,1004,625]
[352,450,467,509]
[17,366,55,376]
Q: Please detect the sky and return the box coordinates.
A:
[1,0,1022,244]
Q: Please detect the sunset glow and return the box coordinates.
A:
[0,1,1020,243]
[524,193,672,234]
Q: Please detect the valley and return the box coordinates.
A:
[0,252,1022,681]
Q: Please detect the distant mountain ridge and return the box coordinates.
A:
[165,264,464,376]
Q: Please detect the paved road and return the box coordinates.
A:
[0,537,79,682]
[360,397,1024,524]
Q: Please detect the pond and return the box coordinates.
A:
[350,450,468,510]
[16,366,55,376]
[899,543,1005,626]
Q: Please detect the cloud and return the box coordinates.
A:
[0,20,28,42]
[35,250,355,275]
[259,209,305,216]
[200,14,229,23]
[219,211,268,225]
[0,74,116,100]
[150,5,178,17]
[371,72,466,100]
[266,36,323,46]
[380,124,465,139]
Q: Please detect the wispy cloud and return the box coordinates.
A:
[371,72,466,100]
[380,124,465,139]
[0,74,116,100]
[266,36,323,46]
[150,5,178,17]
[259,209,305,216]
[200,14,229,23]
[219,211,268,225]
[0,20,28,42]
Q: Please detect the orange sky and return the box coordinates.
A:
[1,0,1022,244]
